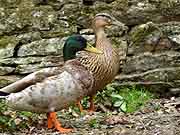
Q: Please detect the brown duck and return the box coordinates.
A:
[76,13,124,112]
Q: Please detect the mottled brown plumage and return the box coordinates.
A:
[76,13,124,111]
[79,28,120,95]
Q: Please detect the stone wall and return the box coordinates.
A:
[115,21,180,95]
[0,0,180,95]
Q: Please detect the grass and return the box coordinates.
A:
[88,118,100,128]
[116,86,154,113]
[96,85,154,113]
[0,99,39,132]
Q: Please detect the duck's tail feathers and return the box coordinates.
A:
[0,91,10,99]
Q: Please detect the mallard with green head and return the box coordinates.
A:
[0,35,101,94]
[0,13,125,133]
[0,35,101,133]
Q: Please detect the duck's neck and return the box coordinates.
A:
[95,28,112,51]
[95,28,106,39]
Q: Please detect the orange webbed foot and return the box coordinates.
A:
[54,120,73,133]
[47,112,73,133]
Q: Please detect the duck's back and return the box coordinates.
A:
[6,60,94,113]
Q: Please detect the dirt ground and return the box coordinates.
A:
[3,98,180,135]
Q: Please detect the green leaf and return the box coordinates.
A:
[111,94,123,100]
[113,100,123,107]
[8,120,16,129]
[20,111,33,117]
[120,102,127,112]
[106,85,115,91]
[89,119,99,128]
[0,116,9,124]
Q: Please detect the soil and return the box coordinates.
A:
[2,98,180,135]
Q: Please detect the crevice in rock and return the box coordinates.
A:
[0,63,17,68]
[2,25,31,37]
[77,24,85,34]
[13,42,23,57]
[126,24,136,33]
[82,0,94,6]
[15,54,63,58]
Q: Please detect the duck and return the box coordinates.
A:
[0,13,125,133]
[0,35,102,133]
[76,13,125,112]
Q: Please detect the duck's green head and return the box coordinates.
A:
[63,35,102,61]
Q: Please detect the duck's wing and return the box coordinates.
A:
[0,67,64,93]
[6,60,94,113]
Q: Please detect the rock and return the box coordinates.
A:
[0,0,180,95]
[18,38,65,57]
[115,67,180,94]
[128,22,162,55]
[170,88,180,95]
[17,32,42,44]
[0,0,34,35]
[0,75,22,88]
[15,64,45,74]
[115,21,180,94]
[0,36,19,58]
[0,56,64,74]
[0,67,15,75]
[0,56,63,66]
[169,35,180,45]
[112,0,180,25]
[14,57,64,74]
[123,51,180,74]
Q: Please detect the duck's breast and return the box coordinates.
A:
[6,71,87,113]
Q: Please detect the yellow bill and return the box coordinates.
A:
[84,42,103,54]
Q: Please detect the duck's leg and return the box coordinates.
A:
[88,95,95,112]
[47,112,72,133]
[76,96,95,113]
[47,113,54,129]
[76,100,84,113]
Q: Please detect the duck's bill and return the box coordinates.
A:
[84,42,103,54]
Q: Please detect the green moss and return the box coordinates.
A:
[0,78,12,88]
[95,4,113,12]
[130,22,161,46]
[112,0,129,11]
[42,28,76,38]
[0,36,18,49]
[15,1,34,24]
[0,0,21,8]
[159,0,178,9]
